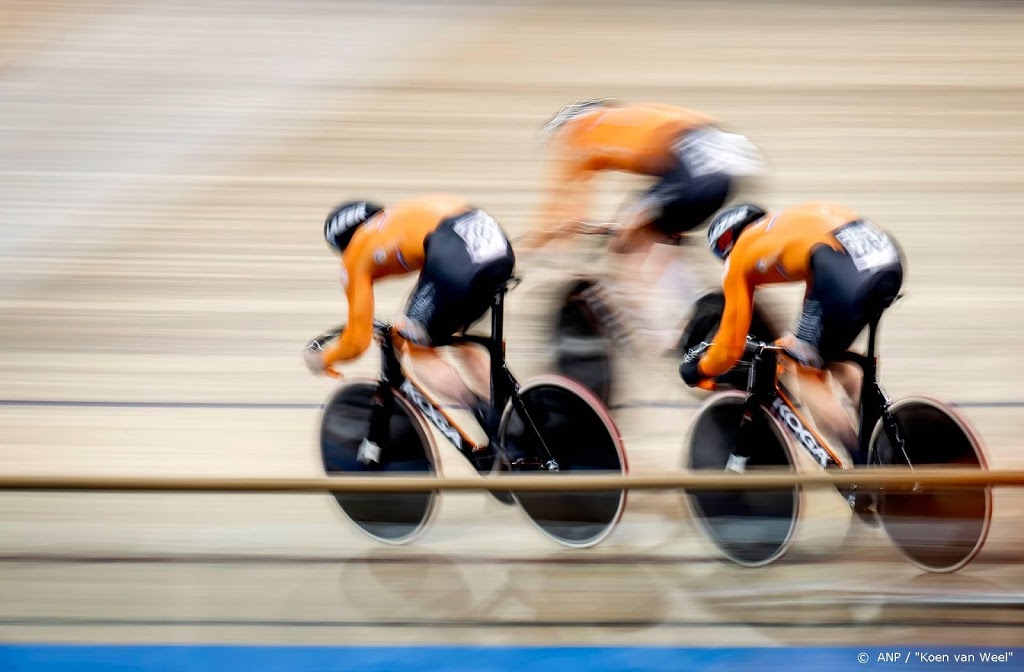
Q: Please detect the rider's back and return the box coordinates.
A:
[343,193,472,280]
[702,201,864,377]
[327,193,472,364]
[728,201,859,286]
[554,103,716,176]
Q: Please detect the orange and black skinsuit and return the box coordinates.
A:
[533,101,733,242]
[692,202,905,383]
[320,193,515,370]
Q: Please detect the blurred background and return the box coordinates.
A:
[0,0,1022,659]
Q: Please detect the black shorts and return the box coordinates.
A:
[794,220,905,363]
[636,128,734,237]
[400,209,516,346]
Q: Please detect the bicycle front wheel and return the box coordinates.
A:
[497,375,627,548]
[676,291,780,391]
[551,278,616,406]
[320,380,440,545]
[683,392,800,567]
[872,396,992,573]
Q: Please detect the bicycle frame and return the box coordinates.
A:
[740,313,908,473]
[834,313,909,468]
[367,281,558,468]
[741,346,845,470]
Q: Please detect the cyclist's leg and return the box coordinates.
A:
[395,338,480,407]
[397,210,514,422]
[395,218,478,408]
[448,341,491,400]
[829,361,863,411]
[790,244,903,522]
[608,162,731,349]
[395,306,481,410]
[792,244,904,464]
[454,247,516,424]
[782,360,859,460]
[604,221,663,328]
[786,249,864,462]
[827,247,904,413]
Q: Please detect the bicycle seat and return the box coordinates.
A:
[498,275,523,295]
[863,292,905,327]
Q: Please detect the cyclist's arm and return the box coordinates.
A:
[518,153,594,253]
[698,260,754,378]
[322,262,375,367]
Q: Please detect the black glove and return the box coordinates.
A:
[679,343,711,387]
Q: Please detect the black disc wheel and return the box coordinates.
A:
[320,381,440,544]
[684,392,800,567]
[497,376,627,548]
[872,397,991,573]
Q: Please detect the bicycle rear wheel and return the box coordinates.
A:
[684,392,800,567]
[497,375,627,548]
[320,380,440,545]
[872,397,992,573]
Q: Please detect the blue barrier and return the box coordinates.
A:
[0,645,1021,672]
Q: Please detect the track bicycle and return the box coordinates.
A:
[544,223,779,405]
[308,278,629,549]
[681,297,992,573]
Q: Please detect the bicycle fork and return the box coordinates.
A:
[726,398,764,473]
[359,330,403,468]
[726,345,778,473]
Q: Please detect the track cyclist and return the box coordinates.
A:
[517,98,765,348]
[303,193,516,465]
[679,201,906,513]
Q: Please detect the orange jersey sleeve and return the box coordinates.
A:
[698,201,859,378]
[529,148,596,243]
[322,193,472,366]
[533,103,715,235]
[699,256,756,378]
[326,258,376,364]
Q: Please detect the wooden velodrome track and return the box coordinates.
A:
[1,0,1023,648]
